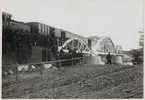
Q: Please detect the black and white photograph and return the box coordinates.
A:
[1,0,144,99]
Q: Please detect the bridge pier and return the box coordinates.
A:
[115,55,123,64]
[89,54,104,65]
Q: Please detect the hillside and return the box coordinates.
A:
[2,64,143,99]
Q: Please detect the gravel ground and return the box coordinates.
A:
[2,64,143,99]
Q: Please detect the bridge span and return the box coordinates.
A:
[58,36,123,65]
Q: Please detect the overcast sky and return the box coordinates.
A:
[3,0,143,50]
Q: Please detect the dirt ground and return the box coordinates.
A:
[2,64,143,99]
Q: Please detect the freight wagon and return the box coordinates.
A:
[11,20,30,32]
[26,22,90,47]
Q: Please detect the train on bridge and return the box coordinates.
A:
[2,12,123,65]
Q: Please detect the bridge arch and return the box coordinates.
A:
[92,36,116,54]
[58,37,91,53]
[89,36,123,65]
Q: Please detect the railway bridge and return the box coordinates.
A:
[58,36,123,65]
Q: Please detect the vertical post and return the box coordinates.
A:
[89,56,90,64]
[78,57,80,65]
[40,63,43,75]
[59,60,61,68]
[83,57,85,64]
[81,56,83,65]
[85,57,87,64]
[86,56,87,64]
[72,57,74,67]
[15,66,18,80]
[87,56,89,64]
[78,57,80,66]
[57,59,61,69]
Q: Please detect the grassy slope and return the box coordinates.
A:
[2,64,143,99]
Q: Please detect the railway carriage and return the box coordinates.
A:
[2,12,92,65]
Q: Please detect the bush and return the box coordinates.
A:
[130,49,143,65]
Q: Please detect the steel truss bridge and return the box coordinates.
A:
[58,36,123,64]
